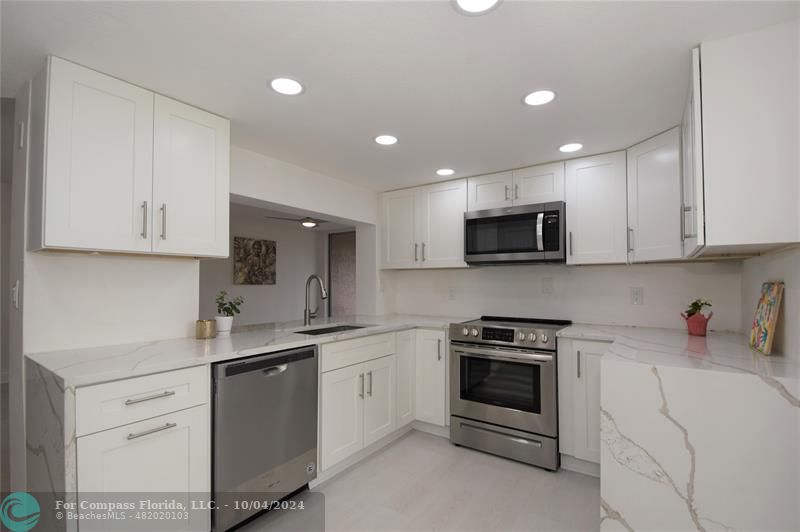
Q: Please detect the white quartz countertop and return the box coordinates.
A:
[26,314,471,388]
[559,323,800,379]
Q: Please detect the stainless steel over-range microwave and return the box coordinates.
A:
[464,201,566,264]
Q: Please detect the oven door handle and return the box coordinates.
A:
[536,212,544,251]
[452,347,553,364]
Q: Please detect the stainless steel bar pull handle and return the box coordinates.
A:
[359,373,365,398]
[504,185,510,201]
[514,183,519,200]
[535,212,544,251]
[421,243,426,262]
[367,371,373,396]
[627,227,634,252]
[127,422,177,440]
[17,121,25,150]
[414,243,419,262]
[160,203,167,240]
[141,201,148,239]
[263,364,288,377]
[437,339,442,360]
[577,350,582,379]
[569,232,574,256]
[125,390,175,406]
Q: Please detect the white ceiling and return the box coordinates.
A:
[2,1,798,191]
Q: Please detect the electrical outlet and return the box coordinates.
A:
[541,277,554,295]
[630,287,644,305]
[448,286,457,301]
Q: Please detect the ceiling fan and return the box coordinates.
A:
[264,215,325,229]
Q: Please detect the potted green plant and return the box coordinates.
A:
[215,291,244,336]
[681,298,712,336]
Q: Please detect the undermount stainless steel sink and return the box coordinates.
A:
[299,325,366,336]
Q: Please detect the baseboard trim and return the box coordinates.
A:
[560,454,600,477]
[411,420,449,438]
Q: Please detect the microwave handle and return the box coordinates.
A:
[536,212,544,251]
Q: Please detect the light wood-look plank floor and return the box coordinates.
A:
[241,430,600,531]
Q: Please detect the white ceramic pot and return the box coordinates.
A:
[215,316,234,336]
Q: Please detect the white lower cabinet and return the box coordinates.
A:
[320,354,397,471]
[395,329,416,428]
[414,329,446,426]
[558,338,607,465]
[77,404,210,530]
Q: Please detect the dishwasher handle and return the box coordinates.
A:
[215,346,316,379]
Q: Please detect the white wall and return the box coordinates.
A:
[230,146,378,225]
[741,246,800,361]
[199,213,324,326]
[23,253,199,353]
[383,261,743,332]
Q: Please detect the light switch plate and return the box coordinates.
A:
[630,287,644,305]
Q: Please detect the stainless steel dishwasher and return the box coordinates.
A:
[212,345,318,531]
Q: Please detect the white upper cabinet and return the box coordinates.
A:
[467,171,513,211]
[28,56,230,257]
[565,152,628,265]
[151,95,229,257]
[512,162,565,205]
[34,57,155,253]
[467,163,564,211]
[415,180,467,268]
[681,48,706,258]
[381,189,417,269]
[381,179,467,269]
[700,21,800,252]
[626,127,682,262]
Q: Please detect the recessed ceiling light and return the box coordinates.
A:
[300,218,318,228]
[453,0,501,15]
[436,168,455,176]
[559,143,583,153]
[270,78,304,95]
[374,135,398,146]
[524,90,556,106]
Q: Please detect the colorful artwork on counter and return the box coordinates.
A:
[749,281,784,355]
[233,237,276,285]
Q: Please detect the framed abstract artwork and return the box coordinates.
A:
[233,237,276,285]
[749,281,784,355]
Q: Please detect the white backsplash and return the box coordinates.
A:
[382,261,743,332]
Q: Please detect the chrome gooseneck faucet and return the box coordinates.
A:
[304,274,329,326]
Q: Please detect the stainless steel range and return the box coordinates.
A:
[449,316,571,470]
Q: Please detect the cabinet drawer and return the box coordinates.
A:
[320,333,396,373]
[76,365,208,437]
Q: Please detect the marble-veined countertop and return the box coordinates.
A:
[26,314,473,387]
[559,324,799,379]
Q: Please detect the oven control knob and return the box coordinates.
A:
[470,328,479,337]
[540,334,549,343]
[462,327,470,336]
[517,331,526,341]
[528,332,537,342]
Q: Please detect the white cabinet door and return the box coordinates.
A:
[363,355,397,446]
[77,405,209,530]
[395,329,416,428]
[512,162,565,205]
[467,171,513,211]
[627,127,682,262]
[416,179,467,268]
[381,189,417,269]
[320,363,364,471]
[152,95,229,258]
[565,152,628,265]
[41,56,154,253]
[682,48,706,257]
[571,340,604,464]
[415,329,446,426]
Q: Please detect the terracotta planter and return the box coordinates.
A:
[682,311,712,336]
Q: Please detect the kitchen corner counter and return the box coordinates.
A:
[26,314,469,388]
[561,325,800,531]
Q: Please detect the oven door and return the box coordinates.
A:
[464,202,565,263]
[450,342,557,437]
